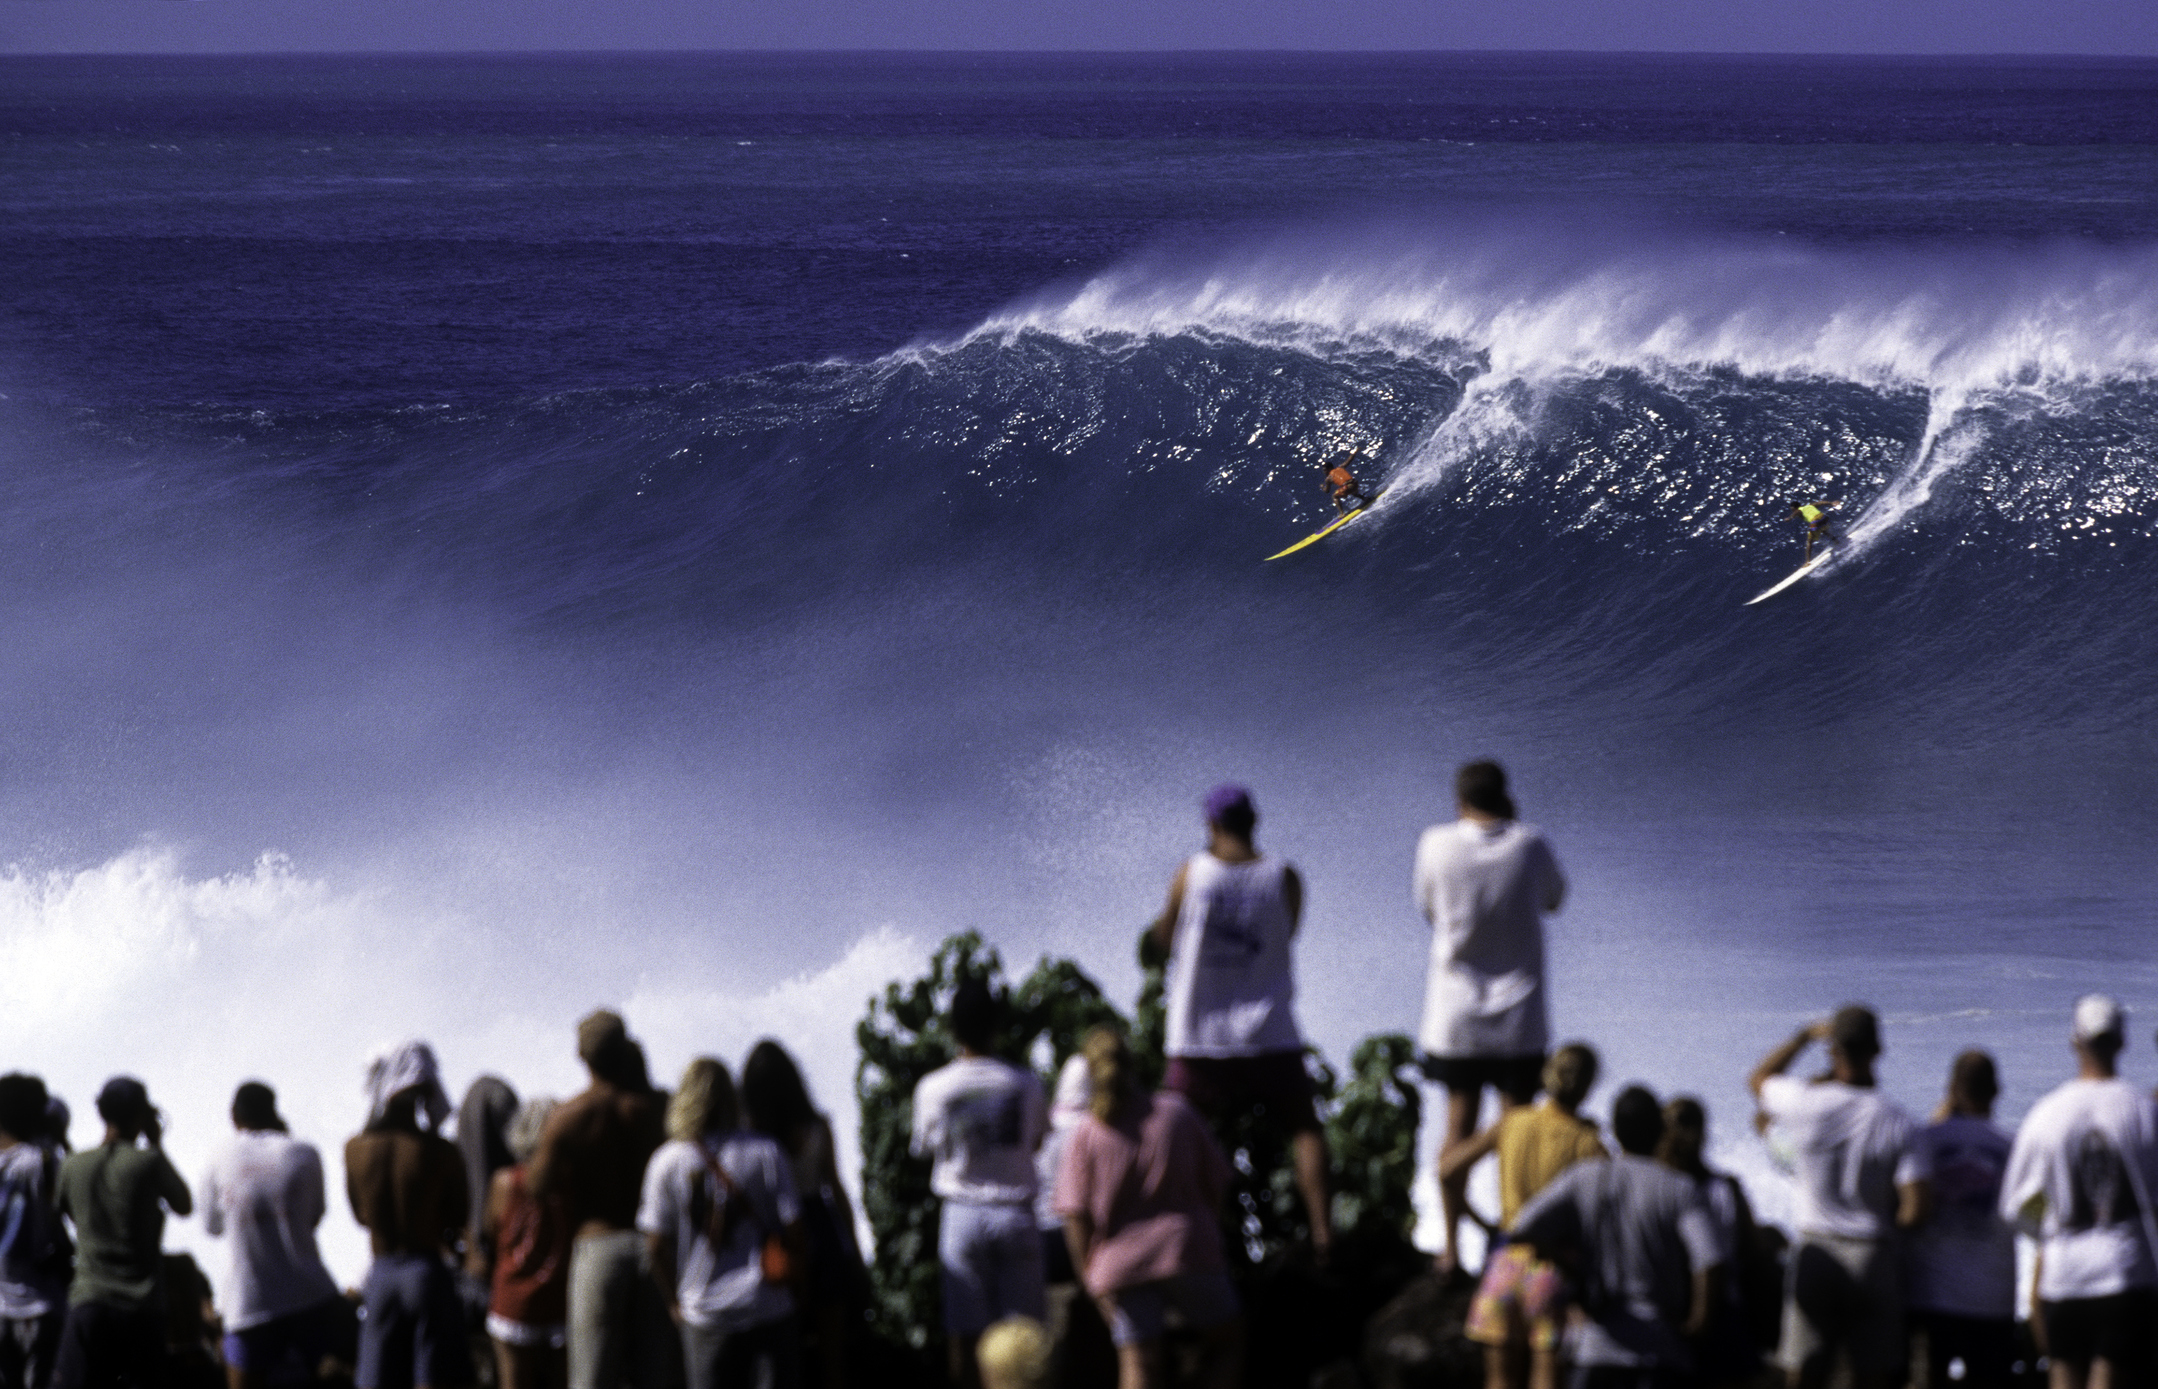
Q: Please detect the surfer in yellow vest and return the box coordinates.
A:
[1788,499,1839,562]
[1323,451,1372,515]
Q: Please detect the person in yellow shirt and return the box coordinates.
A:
[1787,500,1839,562]
[1443,1044,1607,1389]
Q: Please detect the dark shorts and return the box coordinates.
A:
[2041,1289,2157,1373]
[4,1311,66,1389]
[1041,1224,1076,1286]
[1419,1052,1545,1107]
[358,1253,474,1389]
[226,1297,346,1378]
[1162,1052,1318,1131]
[54,1301,165,1389]
[1914,1311,2015,1388]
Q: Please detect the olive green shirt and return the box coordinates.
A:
[54,1142,192,1309]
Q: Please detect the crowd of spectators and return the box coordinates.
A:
[3,761,2156,1389]
[0,1019,863,1389]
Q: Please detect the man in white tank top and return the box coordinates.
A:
[1146,784,1333,1265]
[1414,760,1566,1279]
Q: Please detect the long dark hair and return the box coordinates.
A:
[741,1040,818,1149]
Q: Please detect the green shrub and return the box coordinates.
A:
[854,931,1425,1381]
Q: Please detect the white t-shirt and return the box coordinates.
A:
[1164,854,1304,1057]
[2000,1077,2158,1302]
[911,1056,1047,1206]
[1757,1076,1918,1240]
[1413,819,1564,1059]
[636,1132,799,1332]
[1904,1115,2017,1319]
[199,1131,342,1330]
[1513,1154,1723,1369]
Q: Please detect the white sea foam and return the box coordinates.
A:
[975,229,2158,396]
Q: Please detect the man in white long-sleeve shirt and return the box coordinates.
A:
[1414,760,1565,1277]
[2000,995,2158,1389]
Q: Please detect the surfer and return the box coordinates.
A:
[1324,451,1373,515]
[1788,499,1839,562]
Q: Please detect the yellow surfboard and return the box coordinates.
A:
[1265,490,1384,561]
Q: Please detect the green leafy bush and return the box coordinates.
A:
[854,931,1425,1382]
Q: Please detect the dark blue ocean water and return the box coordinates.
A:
[3,54,2158,1263]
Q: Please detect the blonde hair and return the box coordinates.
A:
[667,1057,738,1141]
[506,1097,556,1163]
[1542,1043,1599,1109]
[976,1316,1049,1389]
[1082,1026,1138,1123]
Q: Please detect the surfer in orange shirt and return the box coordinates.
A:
[1323,450,1372,515]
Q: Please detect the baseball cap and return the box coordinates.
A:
[1203,784,1254,823]
[2074,994,2125,1044]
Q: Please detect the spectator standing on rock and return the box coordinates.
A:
[1416,760,1566,1278]
[1658,1098,1764,1389]
[1056,1026,1242,1389]
[1510,1086,1722,1389]
[912,978,1049,1389]
[1749,1007,1918,1389]
[201,1081,345,1389]
[346,1042,473,1389]
[740,1041,863,1389]
[529,1010,672,1389]
[51,1076,193,1389]
[1147,783,1333,1265]
[640,1058,804,1389]
[2001,995,2158,1389]
[1902,1052,2016,1389]
[485,1098,570,1389]
[0,1073,67,1389]
[1031,1053,1096,1385]
[1443,1044,1605,1389]
[458,1078,521,1306]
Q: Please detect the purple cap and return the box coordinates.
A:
[1203,784,1255,823]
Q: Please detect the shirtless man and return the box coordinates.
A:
[1322,451,1373,515]
[529,1011,671,1389]
[346,1043,472,1389]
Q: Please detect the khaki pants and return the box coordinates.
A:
[568,1230,682,1389]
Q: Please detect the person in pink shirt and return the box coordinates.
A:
[1054,1027,1242,1389]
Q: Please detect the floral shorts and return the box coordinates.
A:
[1465,1243,1566,1352]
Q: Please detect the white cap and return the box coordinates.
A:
[2074,993,2125,1044]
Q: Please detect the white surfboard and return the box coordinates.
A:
[1745,547,1833,606]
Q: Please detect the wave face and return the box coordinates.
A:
[139,221,2155,737]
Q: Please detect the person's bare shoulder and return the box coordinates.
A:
[541,1087,610,1143]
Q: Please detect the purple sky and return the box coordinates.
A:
[1,0,2153,56]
